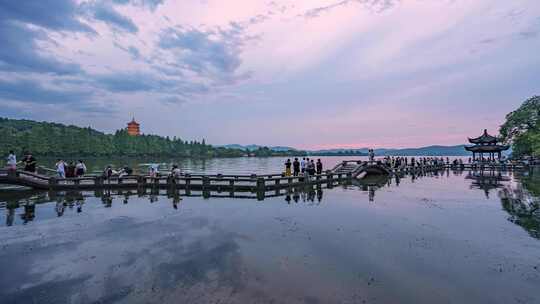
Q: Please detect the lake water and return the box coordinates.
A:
[33,155,373,175]
[0,157,539,303]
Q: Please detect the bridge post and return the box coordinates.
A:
[202,176,210,191]
[256,177,265,201]
[202,176,211,198]
[136,176,144,187]
[95,176,103,187]
[256,177,265,192]
[325,170,333,188]
[49,177,58,189]
[185,175,191,194]
[229,179,235,196]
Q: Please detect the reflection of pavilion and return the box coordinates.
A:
[465,129,509,161]
[466,170,510,198]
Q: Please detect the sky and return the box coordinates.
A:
[0,0,539,149]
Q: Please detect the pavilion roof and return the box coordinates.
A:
[128,118,139,126]
[464,144,509,153]
[468,129,499,144]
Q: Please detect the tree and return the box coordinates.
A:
[500,96,540,157]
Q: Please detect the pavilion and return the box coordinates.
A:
[465,129,509,161]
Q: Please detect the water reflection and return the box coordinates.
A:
[499,170,540,239]
[1,169,540,303]
[284,185,324,205]
[3,169,540,240]
[467,170,510,198]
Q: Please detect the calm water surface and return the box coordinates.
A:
[0,159,539,304]
[34,155,366,175]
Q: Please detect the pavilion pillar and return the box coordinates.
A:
[472,152,475,161]
[498,151,501,160]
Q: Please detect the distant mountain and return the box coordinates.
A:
[218,144,471,156]
[217,144,298,152]
[309,145,470,156]
[374,145,469,156]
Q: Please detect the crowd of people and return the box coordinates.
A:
[284,157,323,179]
[102,163,182,179]
[54,159,88,178]
[380,156,459,169]
[5,151,41,174]
[3,151,90,178]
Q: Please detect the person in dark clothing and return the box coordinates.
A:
[308,160,316,175]
[316,159,323,175]
[293,158,300,176]
[65,162,76,178]
[284,159,292,176]
[23,153,37,173]
[103,166,113,180]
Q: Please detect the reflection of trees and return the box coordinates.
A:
[498,172,540,239]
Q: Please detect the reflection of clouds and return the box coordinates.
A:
[0,203,249,303]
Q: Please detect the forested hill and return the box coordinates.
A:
[0,117,244,157]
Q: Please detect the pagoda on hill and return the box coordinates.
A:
[126,117,140,136]
[465,129,509,161]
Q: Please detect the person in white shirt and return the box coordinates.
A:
[149,163,159,177]
[300,158,306,173]
[6,150,17,171]
[75,160,87,177]
[170,165,182,178]
[55,159,66,178]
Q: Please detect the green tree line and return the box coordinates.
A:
[0,117,244,158]
[500,96,540,157]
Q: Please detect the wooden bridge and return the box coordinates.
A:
[0,169,353,193]
[0,161,529,193]
[331,160,528,178]
[331,161,392,178]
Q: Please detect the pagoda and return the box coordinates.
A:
[126,117,140,136]
[465,129,509,161]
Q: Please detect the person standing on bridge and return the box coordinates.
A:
[55,159,66,178]
[300,158,306,174]
[293,158,300,176]
[316,159,323,175]
[6,150,17,171]
[23,152,37,173]
[75,160,87,177]
[368,149,375,162]
[284,159,292,176]
[309,159,316,176]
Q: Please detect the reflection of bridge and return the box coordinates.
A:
[0,168,528,226]
[0,184,329,226]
